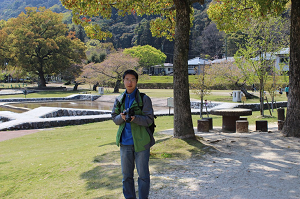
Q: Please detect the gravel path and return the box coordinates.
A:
[149,127,300,199]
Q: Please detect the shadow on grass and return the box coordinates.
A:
[182,136,216,158]
[80,150,122,197]
[98,141,116,147]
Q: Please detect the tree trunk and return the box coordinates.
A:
[173,0,195,139]
[236,82,258,99]
[113,79,121,93]
[259,77,264,116]
[200,94,204,118]
[93,82,99,91]
[37,71,47,88]
[282,0,300,137]
[73,82,79,91]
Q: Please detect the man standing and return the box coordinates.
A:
[112,70,155,199]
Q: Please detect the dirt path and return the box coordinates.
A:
[0,129,51,142]
[149,128,300,198]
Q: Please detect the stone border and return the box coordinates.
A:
[0,94,101,102]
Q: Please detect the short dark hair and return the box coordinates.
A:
[123,70,138,81]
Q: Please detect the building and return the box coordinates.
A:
[275,48,289,72]
[149,63,173,75]
[211,57,235,64]
[251,47,289,72]
[187,57,211,75]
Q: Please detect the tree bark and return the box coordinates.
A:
[93,82,99,91]
[282,0,300,137]
[259,77,264,116]
[73,82,79,91]
[173,0,195,139]
[113,79,121,93]
[236,83,258,99]
[37,71,47,88]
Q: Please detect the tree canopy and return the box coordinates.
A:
[123,45,166,69]
[207,0,289,33]
[2,7,86,87]
[60,0,180,41]
[81,51,140,93]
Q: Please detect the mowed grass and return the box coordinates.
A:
[0,116,207,198]
[0,106,282,198]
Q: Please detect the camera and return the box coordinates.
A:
[123,108,135,123]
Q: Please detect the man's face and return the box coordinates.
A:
[123,74,137,94]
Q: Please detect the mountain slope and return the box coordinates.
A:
[0,0,66,20]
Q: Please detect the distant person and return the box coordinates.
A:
[279,87,283,95]
[111,69,155,199]
[252,84,257,92]
[285,85,289,97]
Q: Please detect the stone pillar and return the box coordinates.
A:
[256,120,268,132]
[236,120,249,133]
[197,119,209,132]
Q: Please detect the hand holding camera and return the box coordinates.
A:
[122,108,135,123]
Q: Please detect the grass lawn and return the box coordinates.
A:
[0,117,207,198]
[0,107,281,198]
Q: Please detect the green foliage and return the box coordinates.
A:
[2,7,86,87]
[60,0,180,41]
[208,0,289,33]
[123,45,166,69]
[133,19,153,46]
[85,40,115,64]
[225,31,248,57]
[87,51,106,64]
[233,16,289,115]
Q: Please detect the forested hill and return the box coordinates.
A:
[0,0,66,20]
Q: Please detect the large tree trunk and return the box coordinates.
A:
[282,0,300,137]
[37,71,46,88]
[173,0,195,139]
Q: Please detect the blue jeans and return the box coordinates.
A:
[120,144,150,199]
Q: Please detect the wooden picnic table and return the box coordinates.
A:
[210,108,252,132]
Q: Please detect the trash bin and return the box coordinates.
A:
[98,87,104,95]
[232,91,242,102]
